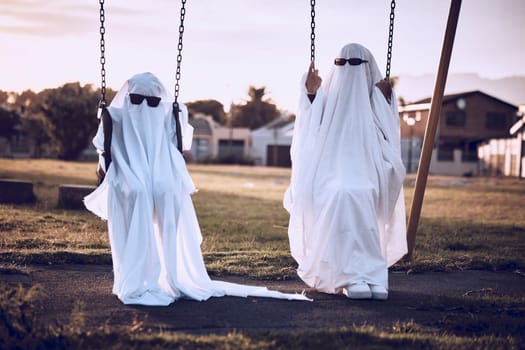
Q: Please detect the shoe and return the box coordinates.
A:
[344,282,372,299]
[369,284,388,300]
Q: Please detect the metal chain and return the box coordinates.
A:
[310,0,316,62]
[385,0,396,79]
[172,0,187,154]
[99,0,107,107]
[174,0,187,109]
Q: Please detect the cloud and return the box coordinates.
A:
[0,0,140,37]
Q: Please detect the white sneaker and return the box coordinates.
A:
[369,284,388,300]
[344,282,372,299]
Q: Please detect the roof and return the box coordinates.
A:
[510,115,525,135]
[412,90,518,110]
[252,116,295,133]
[188,117,212,136]
[266,118,295,130]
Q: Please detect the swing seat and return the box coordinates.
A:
[100,105,113,172]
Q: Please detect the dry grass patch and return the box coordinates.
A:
[1,160,524,349]
[0,159,524,274]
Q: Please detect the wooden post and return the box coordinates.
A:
[405,0,462,260]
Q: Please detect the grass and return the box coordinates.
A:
[1,158,524,275]
[1,158,524,348]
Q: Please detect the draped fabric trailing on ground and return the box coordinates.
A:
[85,72,309,305]
[284,44,407,294]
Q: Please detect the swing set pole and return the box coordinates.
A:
[405,0,462,260]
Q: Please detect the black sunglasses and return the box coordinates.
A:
[129,93,162,107]
[334,58,368,66]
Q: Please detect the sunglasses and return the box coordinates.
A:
[129,93,162,107]
[334,58,368,66]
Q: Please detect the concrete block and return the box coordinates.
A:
[58,184,97,209]
[0,179,36,204]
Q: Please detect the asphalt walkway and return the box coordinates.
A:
[2,264,524,334]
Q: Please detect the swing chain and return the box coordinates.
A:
[99,0,107,107]
[174,0,187,110]
[310,0,316,62]
[385,0,396,79]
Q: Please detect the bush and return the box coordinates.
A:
[0,283,40,349]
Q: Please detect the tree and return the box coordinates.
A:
[0,90,50,157]
[0,90,9,105]
[388,76,407,106]
[0,105,21,139]
[185,99,227,125]
[38,82,101,160]
[229,86,280,130]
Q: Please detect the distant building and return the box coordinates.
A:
[189,114,251,162]
[250,90,520,174]
[399,90,519,176]
[478,105,525,178]
[250,114,294,167]
[189,115,213,161]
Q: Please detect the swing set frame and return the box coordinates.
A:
[96,0,463,260]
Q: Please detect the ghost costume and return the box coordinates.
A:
[85,72,309,305]
[284,44,407,295]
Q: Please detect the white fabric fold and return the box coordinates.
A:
[284,44,407,294]
[85,72,310,305]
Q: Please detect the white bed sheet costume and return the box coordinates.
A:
[284,43,408,297]
[84,72,309,305]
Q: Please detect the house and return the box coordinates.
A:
[478,105,525,178]
[399,90,519,176]
[250,114,295,167]
[189,113,251,162]
[0,105,33,158]
[189,115,213,161]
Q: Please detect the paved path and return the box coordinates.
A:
[2,265,524,334]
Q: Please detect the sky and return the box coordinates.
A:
[1,0,524,112]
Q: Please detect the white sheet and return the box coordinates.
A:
[284,44,407,294]
[85,72,310,305]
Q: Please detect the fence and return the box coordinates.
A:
[478,137,524,178]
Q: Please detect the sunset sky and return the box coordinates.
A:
[1,0,524,112]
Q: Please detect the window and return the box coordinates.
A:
[11,135,30,153]
[218,139,245,158]
[438,142,454,161]
[266,145,292,167]
[461,141,478,162]
[485,112,506,130]
[445,111,466,127]
[192,138,209,159]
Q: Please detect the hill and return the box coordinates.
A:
[396,73,525,106]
